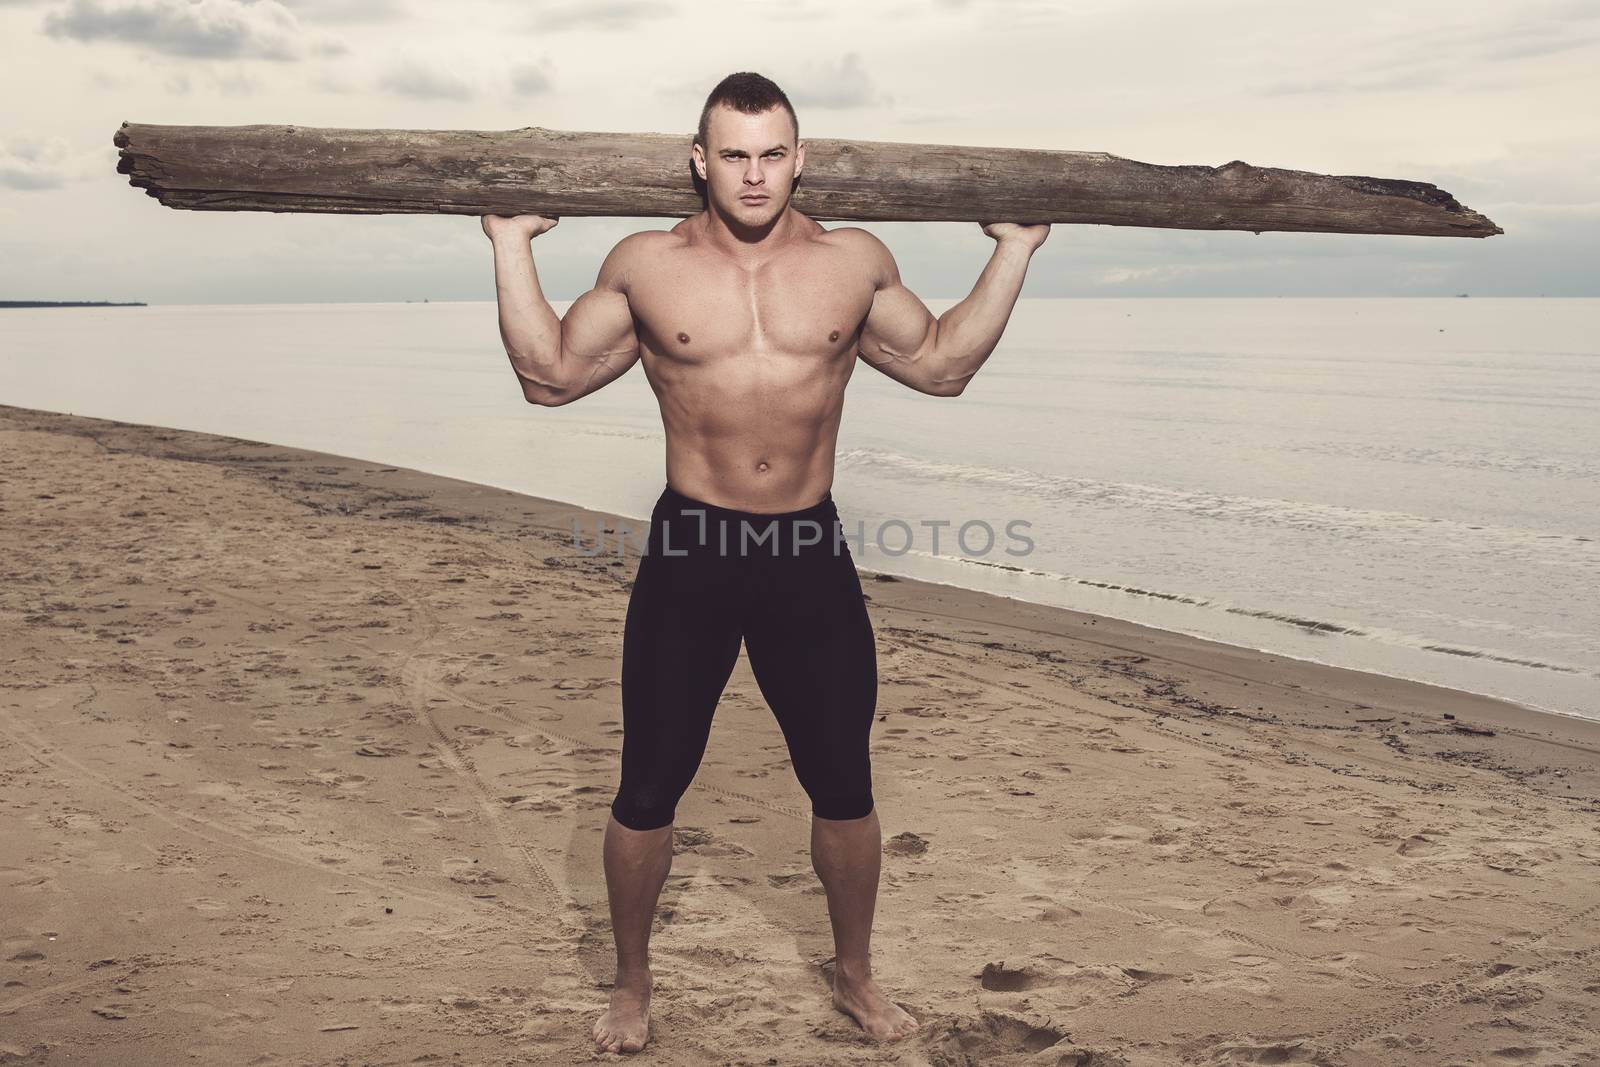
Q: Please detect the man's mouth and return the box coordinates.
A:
[741,194,769,203]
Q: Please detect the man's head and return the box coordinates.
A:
[691,72,804,226]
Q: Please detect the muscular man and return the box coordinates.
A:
[482,72,1048,1055]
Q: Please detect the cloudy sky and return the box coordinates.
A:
[0,0,1595,302]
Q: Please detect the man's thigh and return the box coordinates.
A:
[741,546,878,815]
[613,551,744,829]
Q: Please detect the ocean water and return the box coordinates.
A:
[2,298,1596,720]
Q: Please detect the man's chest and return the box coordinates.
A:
[628,246,875,360]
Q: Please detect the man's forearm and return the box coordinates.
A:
[933,238,1038,388]
[490,233,565,392]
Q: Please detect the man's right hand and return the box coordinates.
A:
[481,213,560,242]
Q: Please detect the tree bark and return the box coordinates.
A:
[112,122,1501,238]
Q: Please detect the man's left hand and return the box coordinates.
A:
[980,221,1051,251]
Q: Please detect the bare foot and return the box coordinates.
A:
[593,969,652,1054]
[832,971,919,1041]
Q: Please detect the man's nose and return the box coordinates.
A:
[744,161,764,185]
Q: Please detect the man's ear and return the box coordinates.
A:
[691,142,706,181]
[795,139,804,179]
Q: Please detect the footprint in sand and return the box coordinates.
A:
[549,678,614,699]
[672,826,753,857]
[977,961,1056,991]
[1229,954,1273,968]
[307,769,371,790]
[767,871,818,890]
[1397,834,1445,857]
[500,793,564,814]
[884,831,928,856]
[376,995,431,1015]
[1119,965,1178,983]
[398,806,472,833]
[1202,1038,1322,1063]
[355,743,408,758]
[934,1009,1084,1062]
[442,857,507,886]
[0,868,56,895]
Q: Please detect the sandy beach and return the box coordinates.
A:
[2,402,1597,1066]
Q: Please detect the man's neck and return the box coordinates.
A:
[696,204,806,265]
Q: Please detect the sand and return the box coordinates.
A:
[1,403,1597,1067]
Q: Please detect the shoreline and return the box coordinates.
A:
[4,402,1598,1065]
[852,559,1591,729]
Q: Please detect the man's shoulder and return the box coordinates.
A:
[816,225,894,286]
[817,224,881,247]
[819,225,891,261]
[596,228,678,292]
[610,228,679,257]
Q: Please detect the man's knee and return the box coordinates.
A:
[610,789,678,832]
[792,747,873,822]
[810,792,875,821]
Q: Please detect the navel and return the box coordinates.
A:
[756,460,770,473]
[677,332,690,344]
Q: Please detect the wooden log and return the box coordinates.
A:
[112,122,1501,238]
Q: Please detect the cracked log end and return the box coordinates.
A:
[1335,173,1503,235]
[1202,158,1502,237]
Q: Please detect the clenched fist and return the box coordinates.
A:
[979,221,1050,251]
[481,213,560,241]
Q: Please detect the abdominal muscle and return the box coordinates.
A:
[650,348,851,514]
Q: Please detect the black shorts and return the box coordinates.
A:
[609,482,878,830]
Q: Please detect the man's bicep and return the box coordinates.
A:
[548,239,644,404]
[858,280,937,368]
[562,287,638,368]
[843,229,937,377]
[854,234,941,393]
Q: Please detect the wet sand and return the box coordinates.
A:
[2,403,1597,1066]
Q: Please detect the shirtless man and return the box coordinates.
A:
[481,72,1048,1055]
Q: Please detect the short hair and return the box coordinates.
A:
[694,72,799,152]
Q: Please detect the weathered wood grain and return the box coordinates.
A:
[112,122,1501,238]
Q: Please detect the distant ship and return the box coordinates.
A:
[1456,293,1469,298]
[0,300,146,308]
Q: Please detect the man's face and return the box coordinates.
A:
[694,104,803,224]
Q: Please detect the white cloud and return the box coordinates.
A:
[0,133,108,190]
[782,52,890,110]
[370,52,557,102]
[275,0,409,24]
[529,0,674,32]
[375,54,478,100]
[1095,263,1234,287]
[510,59,554,97]
[42,0,343,60]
